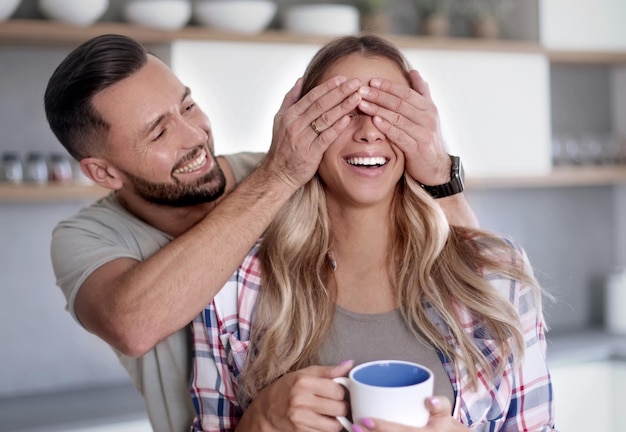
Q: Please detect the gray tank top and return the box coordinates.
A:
[319,306,455,408]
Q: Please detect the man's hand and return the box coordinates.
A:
[357,69,451,186]
[261,75,362,191]
[356,69,479,228]
[236,361,354,432]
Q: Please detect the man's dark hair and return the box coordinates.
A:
[44,34,148,160]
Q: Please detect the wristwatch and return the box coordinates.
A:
[420,155,465,198]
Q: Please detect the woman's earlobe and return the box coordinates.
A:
[80,157,123,190]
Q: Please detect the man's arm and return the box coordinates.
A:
[438,193,478,228]
[73,76,363,357]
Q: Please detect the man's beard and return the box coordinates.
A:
[121,162,227,207]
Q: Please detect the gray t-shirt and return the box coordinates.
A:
[320,306,455,405]
[50,152,264,432]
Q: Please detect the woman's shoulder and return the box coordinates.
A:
[464,229,537,298]
[234,239,263,292]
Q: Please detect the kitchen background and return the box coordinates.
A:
[1,0,626,431]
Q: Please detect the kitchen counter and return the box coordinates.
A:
[547,328,626,367]
[1,329,623,431]
[547,329,626,432]
[0,383,149,432]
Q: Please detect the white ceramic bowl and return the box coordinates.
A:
[38,0,109,26]
[284,4,359,35]
[193,0,277,34]
[0,0,22,21]
[123,0,192,31]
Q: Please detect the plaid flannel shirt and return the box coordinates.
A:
[190,242,556,431]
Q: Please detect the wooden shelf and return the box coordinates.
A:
[0,18,541,52]
[3,19,626,65]
[1,166,625,202]
[547,49,626,65]
[466,165,626,189]
[0,182,108,202]
[2,19,625,202]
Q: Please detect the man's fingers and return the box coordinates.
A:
[295,75,348,114]
[296,77,361,125]
[276,77,304,114]
[366,75,433,113]
[409,69,431,97]
[314,91,361,133]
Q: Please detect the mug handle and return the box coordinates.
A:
[332,377,353,430]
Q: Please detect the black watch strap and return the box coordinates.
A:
[420,155,465,199]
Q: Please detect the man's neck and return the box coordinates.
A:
[115,190,219,237]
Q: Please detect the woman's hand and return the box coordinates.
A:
[357,70,450,187]
[351,396,469,432]
[236,361,354,432]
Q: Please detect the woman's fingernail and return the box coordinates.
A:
[360,418,375,428]
[428,396,440,407]
[352,425,364,432]
[340,359,354,366]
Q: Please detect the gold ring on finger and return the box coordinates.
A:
[310,119,322,136]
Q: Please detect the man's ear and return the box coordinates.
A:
[80,157,123,190]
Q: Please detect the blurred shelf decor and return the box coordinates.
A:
[1,1,626,201]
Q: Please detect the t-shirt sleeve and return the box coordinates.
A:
[50,197,169,327]
[221,152,265,184]
[51,218,140,326]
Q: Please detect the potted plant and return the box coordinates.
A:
[414,0,454,37]
[357,0,391,33]
[466,0,514,39]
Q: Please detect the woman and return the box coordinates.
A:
[190,35,555,432]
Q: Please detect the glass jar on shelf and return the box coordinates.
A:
[48,153,73,182]
[23,152,48,184]
[0,152,23,183]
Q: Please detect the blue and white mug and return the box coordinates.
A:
[333,360,434,428]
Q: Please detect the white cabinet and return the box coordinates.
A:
[539,0,626,51]
[403,49,550,178]
[170,41,551,178]
[550,361,626,432]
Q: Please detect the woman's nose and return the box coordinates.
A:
[353,114,384,143]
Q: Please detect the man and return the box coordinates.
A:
[45,34,477,432]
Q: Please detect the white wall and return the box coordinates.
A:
[171,41,319,155]
[171,41,551,178]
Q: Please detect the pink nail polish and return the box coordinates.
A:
[351,425,364,432]
[361,418,375,428]
[429,396,440,407]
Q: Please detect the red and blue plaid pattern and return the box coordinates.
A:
[190,241,556,431]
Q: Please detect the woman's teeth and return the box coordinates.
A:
[174,150,207,174]
[346,156,387,167]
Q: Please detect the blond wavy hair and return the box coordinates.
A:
[240,35,543,404]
